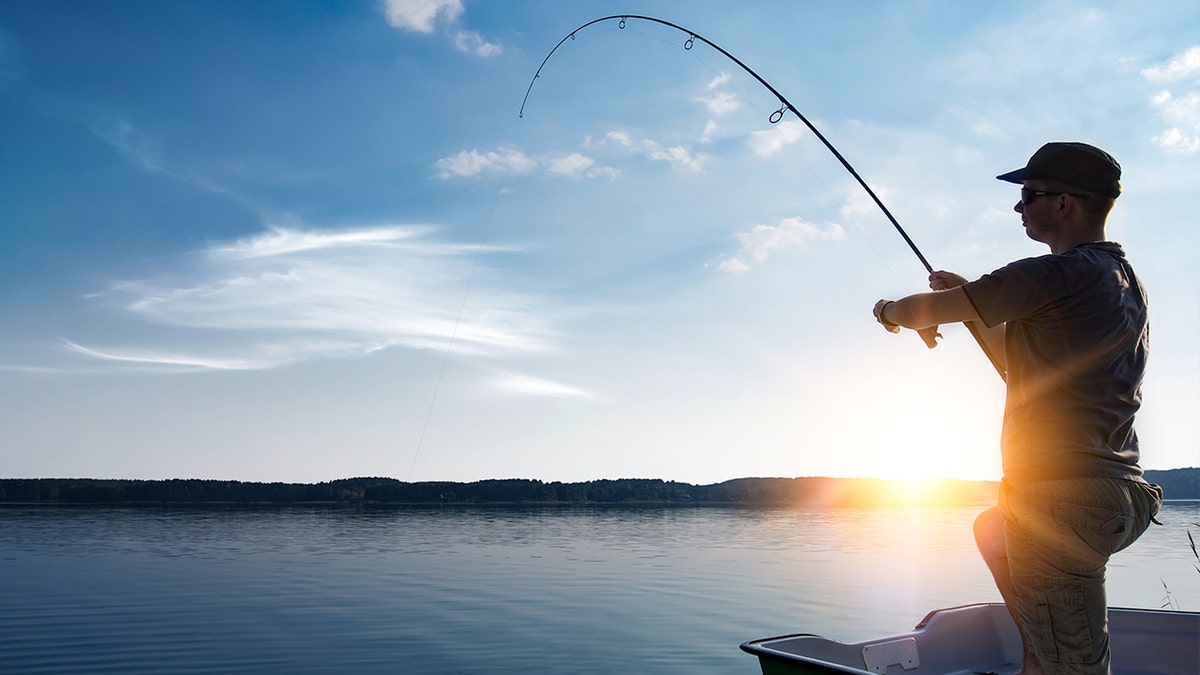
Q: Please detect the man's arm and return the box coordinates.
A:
[877,285,1007,370]
[881,287,976,329]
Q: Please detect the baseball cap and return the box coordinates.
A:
[996,142,1122,198]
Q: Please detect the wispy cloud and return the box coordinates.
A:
[454,30,502,58]
[70,224,565,376]
[433,146,619,180]
[1143,45,1200,153]
[601,131,709,172]
[381,0,462,33]
[87,112,266,212]
[488,371,600,400]
[695,71,740,144]
[439,133,708,181]
[1142,45,1200,81]
[746,120,807,157]
[694,71,741,117]
[433,147,537,178]
[63,340,277,372]
[382,0,502,57]
[209,225,433,259]
[546,153,596,178]
[711,217,845,274]
[89,114,166,173]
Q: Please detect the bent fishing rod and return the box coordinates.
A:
[520,15,1006,382]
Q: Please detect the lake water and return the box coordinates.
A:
[2,501,1197,673]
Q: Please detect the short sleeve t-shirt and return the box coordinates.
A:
[961,242,1148,482]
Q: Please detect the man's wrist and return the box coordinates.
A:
[873,299,901,333]
[878,301,899,328]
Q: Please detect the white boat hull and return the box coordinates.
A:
[740,603,1199,675]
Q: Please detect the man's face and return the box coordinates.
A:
[1015,180,1057,245]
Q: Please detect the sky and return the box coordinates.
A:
[1,0,1197,485]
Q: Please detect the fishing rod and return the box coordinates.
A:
[520,15,1006,382]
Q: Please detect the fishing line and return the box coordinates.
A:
[683,47,908,288]
[664,56,907,293]
[521,14,1005,380]
[407,186,503,481]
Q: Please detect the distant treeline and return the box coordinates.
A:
[0,469,1195,506]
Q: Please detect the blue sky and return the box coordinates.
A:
[1,0,1196,484]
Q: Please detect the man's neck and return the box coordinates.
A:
[1048,227,1106,254]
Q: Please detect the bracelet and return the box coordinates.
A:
[878,301,899,329]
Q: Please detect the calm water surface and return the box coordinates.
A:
[2,502,1197,673]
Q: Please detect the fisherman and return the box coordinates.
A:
[871,142,1162,675]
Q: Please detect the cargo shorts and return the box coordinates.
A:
[999,476,1162,674]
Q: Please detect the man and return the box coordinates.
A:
[871,142,1162,674]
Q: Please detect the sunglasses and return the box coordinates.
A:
[1020,188,1092,204]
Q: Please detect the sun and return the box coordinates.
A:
[833,349,1006,485]
[884,477,954,505]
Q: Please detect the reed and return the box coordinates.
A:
[1160,522,1200,610]
[1189,522,1199,574]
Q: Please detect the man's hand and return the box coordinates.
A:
[917,326,942,348]
[929,270,969,291]
[877,298,941,347]
[873,299,900,334]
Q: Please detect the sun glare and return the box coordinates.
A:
[887,478,951,505]
[821,344,1006,487]
[874,477,996,507]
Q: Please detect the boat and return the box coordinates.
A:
[740,602,1199,674]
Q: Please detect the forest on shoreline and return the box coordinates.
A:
[1,469,1195,506]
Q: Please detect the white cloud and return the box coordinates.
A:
[71,224,563,373]
[1148,89,1200,153]
[1141,45,1200,82]
[605,131,633,147]
[454,30,502,58]
[1143,46,1200,153]
[1147,88,1200,150]
[63,339,292,372]
[694,71,739,145]
[382,0,501,59]
[437,131,710,183]
[433,147,617,180]
[1151,124,1200,153]
[696,71,739,116]
[713,217,845,273]
[746,120,806,156]
[546,153,594,177]
[643,142,708,172]
[706,72,732,90]
[838,182,894,222]
[489,371,599,399]
[596,132,708,172]
[694,91,740,117]
[434,147,537,178]
[382,0,462,33]
[210,225,430,259]
[587,166,621,181]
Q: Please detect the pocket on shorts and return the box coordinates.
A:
[1054,501,1127,535]
[1140,482,1164,519]
[1053,500,1129,558]
[1028,584,1103,667]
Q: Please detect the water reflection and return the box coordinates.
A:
[1,502,1196,673]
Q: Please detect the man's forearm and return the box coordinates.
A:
[880,289,1006,369]
[882,289,977,329]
